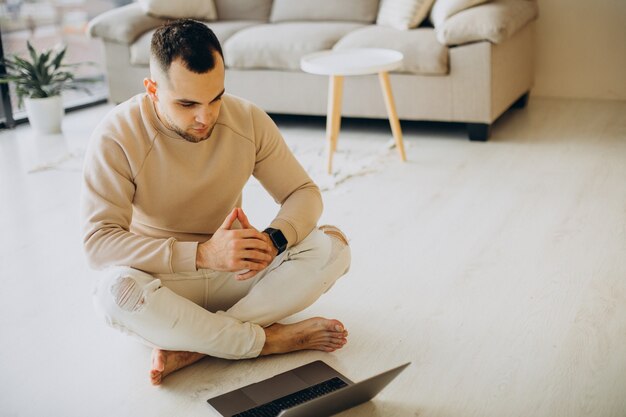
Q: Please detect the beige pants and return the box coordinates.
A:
[93,227,351,360]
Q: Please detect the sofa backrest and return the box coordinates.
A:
[215,0,274,21]
[270,0,381,23]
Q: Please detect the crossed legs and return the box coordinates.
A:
[93,226,351,384]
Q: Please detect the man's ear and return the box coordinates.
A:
[144,78,158,102]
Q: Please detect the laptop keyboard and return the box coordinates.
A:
[233,376,349,417]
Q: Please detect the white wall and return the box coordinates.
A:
[532,0,626,100]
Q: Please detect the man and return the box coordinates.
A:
[81,19,351,385]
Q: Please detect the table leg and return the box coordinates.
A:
[378,71,407,162]
[326,75,344,174]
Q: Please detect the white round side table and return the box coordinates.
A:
[301,48,407,174]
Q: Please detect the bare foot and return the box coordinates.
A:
[150,349,206,385]
[261,317,349,356]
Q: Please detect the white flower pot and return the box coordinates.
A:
[24,96,64,134]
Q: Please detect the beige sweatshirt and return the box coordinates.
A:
[81,93,322,274]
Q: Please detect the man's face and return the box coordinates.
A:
[146,53,225,143]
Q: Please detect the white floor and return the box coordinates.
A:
[1,97,625,417]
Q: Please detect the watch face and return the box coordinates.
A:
[266,228,287,252]
[273,230,288,249]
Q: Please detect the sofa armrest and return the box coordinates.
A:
[87,3,167,45]
[436,0,538,46]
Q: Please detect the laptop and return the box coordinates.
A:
[207,360,410,417]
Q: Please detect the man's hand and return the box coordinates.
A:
[235,208,278,280]
[196,208,275,279]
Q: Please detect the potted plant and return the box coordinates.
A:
[0,41,93,134]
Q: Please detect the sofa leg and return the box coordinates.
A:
[512,92,529,109]
[467,123,491,141]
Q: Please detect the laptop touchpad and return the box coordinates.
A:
[241,372,309,405]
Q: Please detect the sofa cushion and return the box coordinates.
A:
[137,0,217,20]
[130,21,263,66]
[214,0,273,21]
[377,0,436,30]
[87,3,167,45]
[436,0,538,45]
[430,0,491,28]
[334,26,448,75]
[270,0,380,23]
[224,22,365,71]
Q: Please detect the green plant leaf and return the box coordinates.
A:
[27,41,38,65]
[12,55,36,74]
[51,46,67,70]
[38,50,52,84]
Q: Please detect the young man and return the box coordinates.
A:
[81,20,351,385]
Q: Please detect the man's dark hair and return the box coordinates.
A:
[151,19,223,75]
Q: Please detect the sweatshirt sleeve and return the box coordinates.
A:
[80,133,198,274]
[251,107,323,247]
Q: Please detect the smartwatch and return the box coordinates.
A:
[263,227,288,255]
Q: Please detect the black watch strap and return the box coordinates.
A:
[264,227,288,255]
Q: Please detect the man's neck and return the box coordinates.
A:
[151,100,173,131]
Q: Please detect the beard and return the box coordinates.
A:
[162,111,214,143]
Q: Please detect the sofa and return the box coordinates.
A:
[87,0,539,141]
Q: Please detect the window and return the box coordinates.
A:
[0,0,130,126]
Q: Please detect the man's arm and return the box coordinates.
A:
[80,134,197,273]
[250,106,323,248]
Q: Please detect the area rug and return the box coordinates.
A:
[282,132,400,191]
